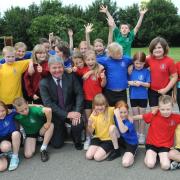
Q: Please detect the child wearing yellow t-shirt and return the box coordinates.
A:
[85,93,114,161]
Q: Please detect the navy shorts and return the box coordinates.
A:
[0,134,12,143]
[146,144,170,153]
[130,99,148,108]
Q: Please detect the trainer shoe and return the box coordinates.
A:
[138,134,145,145]
[170,161,180,170]
[83,137,91,150]
[8,156,19,171]
[106,149,121,161]
[40,150,49,162]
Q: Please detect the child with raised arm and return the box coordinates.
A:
[0,101,21,171]
[100,5,147,57]
[107,101,138,167]
[24,44,49,104]
[128,52,150,144]
[133,95,180,170]
[86,94,114,161]
[13,97,54,162]
[98,42,132,106]
[146,37,177,110]
[0,46,30,107]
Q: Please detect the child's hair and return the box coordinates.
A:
[72,50,83,60]
[2,46,15,56]
[51,36,61,47]
[79,41,87,49]
[56,42,70,59]
[14,42,27,51]
[107,42,123,58]
[39,38,49,44]
[149,37,169,56]
[32,44,48,64]
[92,93,109,121]
[115,100,129,110]
[120,23,131,29]
[93,38,104,46]
[158,95,173,106]
[0,100,8,115]
[13,97,27,109]
[133,51,146,63]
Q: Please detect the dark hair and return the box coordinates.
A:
[39,38,49,44]
[149,37,169,56]
[133,52,146,63]
[115,100,129,110]
[55,42,70,59]
[0,101,8,115]
[72,50,83,59]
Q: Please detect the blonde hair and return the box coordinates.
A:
[159,95,173,106]
[2,46,15,56]
[93,38,104,46]
[107,42,123,58]
[13,97,27,109]
[92,93,109,121]
[32,44,48,64]
[14,42,27,51]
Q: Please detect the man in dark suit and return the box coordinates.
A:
[40,55,84,150]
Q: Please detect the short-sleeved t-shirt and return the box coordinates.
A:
[143,111,180,148]
[175,124,180,149]
[176,62,180,82]
[146,56,177,91]
[15,106,46,135]
[114,116,138,145]
[113,27,135,57]
[0,110,17,137]
[129,68,151,99]
[98,56,132,90]
[90,107,114,141]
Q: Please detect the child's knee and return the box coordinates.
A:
[168,150,176,160]
[161,162,170,170]
[24,151,34,159]
[85,152,93,160]
[94,153,104,162]
[12,131,21,140]
[144,159,155,169]
[0,158,8,172]
[0,142,11,152]
[122,159,133,168]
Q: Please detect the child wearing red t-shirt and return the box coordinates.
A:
[174,62,180,111]
[133,95,180,170]
[146,37,177,110]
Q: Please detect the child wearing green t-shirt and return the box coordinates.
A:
[100,5,147,57]
[13,97,54,162]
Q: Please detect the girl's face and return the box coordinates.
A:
[36,51,47,62]
[120,24,130,36]
[74,58,84,69]
[94,105,106,114]
[152,42,164,59]
[55,47,63,59]
[118,106,128,119]
[79,44,87,55]
[16,48,26,58]
[134,60,145,70]
[0,106,7,119]
[85,54,96,70]
[94,42,104,55]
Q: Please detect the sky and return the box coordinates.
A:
[0,0,179,15]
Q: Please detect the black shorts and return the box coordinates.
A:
[177,87,180,111]
[146,144,170,153]
[0,134,12,143]
[84,100,92,109]
[26,133,39,138]
[130,99,148,108]
[90,138,113,153]
[103,89,127,106]
[118,137,138,155]
[148,89,172,107]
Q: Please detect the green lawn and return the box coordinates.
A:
[132,47,180,62]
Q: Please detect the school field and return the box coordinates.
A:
[132,47,180,62]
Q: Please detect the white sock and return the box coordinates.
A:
[12,154,18,158]
[40,144,47,151]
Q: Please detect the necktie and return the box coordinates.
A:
[56,79,65,109]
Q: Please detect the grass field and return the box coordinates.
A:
[132,47,180,62]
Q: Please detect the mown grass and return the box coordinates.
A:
[132,47,180,62]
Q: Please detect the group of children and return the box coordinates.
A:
[0,4,180,172]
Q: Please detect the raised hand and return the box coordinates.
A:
[84,23,94,34]
[139,8,148,15]
[99,5,108,14]
[68,29,73,37]
[107,17,115,27]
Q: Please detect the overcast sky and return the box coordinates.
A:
[0,0,179,15]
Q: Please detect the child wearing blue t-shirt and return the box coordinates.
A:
[107,101,138,167]
[128,52,150,144]
[0,101,21,172]
[98,42,132,106]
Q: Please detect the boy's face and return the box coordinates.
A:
[16,48,26,59]
[74,58,84,69]
[94,42,104,55]
[120,24,130,36]
[4,51,16,64]
[109,51,122,60]
[16,103,29,115]
[159,102,173,118]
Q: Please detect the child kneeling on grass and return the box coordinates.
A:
[13,97,54,162]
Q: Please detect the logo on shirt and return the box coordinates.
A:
[169,119,176,127]
[3,121,10,127]
[160,64,166,70]
[138,75,144,81]
[121,62,126,67]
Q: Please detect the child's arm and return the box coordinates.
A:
[87,117,94,135]
[158,73,178,95]
[28,61,35,75]
[42,107,52,130]
[107,17,115,45]
[100,70,106,87]
[114,108,128,133]
[68,29,74,52]
[49,32,54,48]
[84,23,93,50]
[134,8,148,35]
[132,114,143,121]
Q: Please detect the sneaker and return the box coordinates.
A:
[138,134,145,145]
[8,156,19,171]
[74,142,83,150]
[170,161,180,170]
[40,150,49,162]
[83,137,91,150]
[106,149,121,161]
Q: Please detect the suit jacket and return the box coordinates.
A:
[40,72,84,123]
